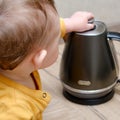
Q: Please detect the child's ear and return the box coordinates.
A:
[32,49,47,69]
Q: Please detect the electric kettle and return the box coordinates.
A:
[60,21,120,105]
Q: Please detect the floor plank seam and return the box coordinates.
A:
[43,69,60,81]
[88,106,107,120]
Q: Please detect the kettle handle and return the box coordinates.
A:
[107,32,120,41]
[107,31,120,78]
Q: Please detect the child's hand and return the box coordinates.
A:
[64,11,94,33]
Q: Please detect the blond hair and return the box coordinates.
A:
[0,0,59,70]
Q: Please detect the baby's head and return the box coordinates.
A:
[0,0,60,70]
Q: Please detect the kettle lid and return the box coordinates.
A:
[76,21,107,36]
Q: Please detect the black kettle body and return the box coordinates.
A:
[60,21,120,105]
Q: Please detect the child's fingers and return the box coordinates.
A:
[86,23,95,30]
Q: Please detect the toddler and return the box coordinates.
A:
[0,0,94,119]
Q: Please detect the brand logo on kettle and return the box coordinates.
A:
[78,80,91,86]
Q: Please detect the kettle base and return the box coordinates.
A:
[63,89,114,105]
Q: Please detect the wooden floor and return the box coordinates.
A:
[39,40,120,120]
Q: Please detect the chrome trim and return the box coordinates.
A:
[62,81,117,95]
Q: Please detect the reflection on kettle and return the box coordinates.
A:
[60,21,120,105]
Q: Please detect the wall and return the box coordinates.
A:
[55,0,120,26]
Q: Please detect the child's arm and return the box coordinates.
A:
[60,11,94,37]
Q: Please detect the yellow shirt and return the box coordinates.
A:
[0,71,51,120]
[60,18,66,37]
